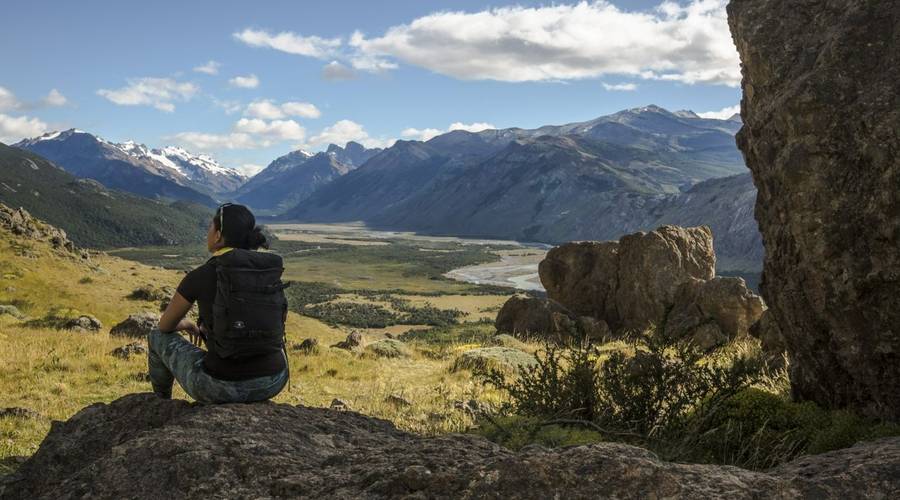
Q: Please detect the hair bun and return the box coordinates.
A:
[247,226,269,250]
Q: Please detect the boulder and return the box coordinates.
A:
[0,407,41,420]
[364,339,410,359]
[63,315,102,333]
[667,277,766,349]
[495,295,583,340]
[0,305,25,320]
[3,394,900,499]
[110,342,147,360]
[128,285,173,302]
[331,331,363,351]
[291,338,320,355]
[109,313,158,338]
[536,225,762,341]
[729,0,900,417]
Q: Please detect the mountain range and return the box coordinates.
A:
[0,142,209,248]
[7,105,762,271]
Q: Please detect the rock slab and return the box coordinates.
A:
[3,394,900,499]
[729,0,900,418]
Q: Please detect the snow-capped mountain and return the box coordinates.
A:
[15,130,246,200]
[114,141,247,195]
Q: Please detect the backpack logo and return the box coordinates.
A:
[233,320,246,329]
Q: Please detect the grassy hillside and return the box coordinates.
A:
[0,143,209,249]
[0,222,518,473]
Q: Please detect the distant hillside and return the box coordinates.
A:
[15,130,218,206]
[0,142,210,248]
[234,142,380,213]
[282,106,761,271]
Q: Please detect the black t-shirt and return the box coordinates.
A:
[176,259,286,381]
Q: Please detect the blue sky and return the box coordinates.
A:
[0,0,741,175]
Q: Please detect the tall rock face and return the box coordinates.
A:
[729,1,900,418]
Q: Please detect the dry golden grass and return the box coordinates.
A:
[0,232,512,470]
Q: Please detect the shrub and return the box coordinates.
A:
[452,347,538,375]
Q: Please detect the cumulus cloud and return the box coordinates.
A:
[602,82,638,91]
[233,29,341,58]
[697,104,740,119]
[0,86,22,111]
[308,120,393,148]
[351,0,739,85]
[193,60,222,75]
[229,74,260,89]
[400,127,444,142]
[234,118,306,141]
[168,131,257,150]
[42,88,68,107]
[169,117,307,151]
[322,61,356,81]
[401,121,496,141]
[0,113,48,144]
[236,163,265,176]
[245,99,321,120]
[97,77,198,112]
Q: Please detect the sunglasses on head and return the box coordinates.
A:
[218,203,234,234]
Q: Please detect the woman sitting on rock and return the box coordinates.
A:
[149,203,289,403]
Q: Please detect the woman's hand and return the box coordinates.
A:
[177,319,204,347]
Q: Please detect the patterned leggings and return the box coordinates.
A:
[148,328,288,404]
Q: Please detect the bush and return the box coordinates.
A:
[676,388,900,469]
[452,347,538,375]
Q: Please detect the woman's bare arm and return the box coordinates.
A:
[158,292,196,334]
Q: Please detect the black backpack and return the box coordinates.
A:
[208,248,289,360]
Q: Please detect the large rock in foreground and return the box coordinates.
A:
[535,225,763,345]
[2,394,900,499]
[729,0,900,418]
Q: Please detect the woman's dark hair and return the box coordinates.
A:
[213,203,268,250]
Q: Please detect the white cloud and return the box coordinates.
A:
[281,102,321,119]
[244,99,321,120]
[697,104,740,119]
[602,82,638,91]
[0,113,48,144]
[168,131,257,150]
[170,117,307,152]
[213,98,242,115]
[193,60,222,75]
[236,163,265,176]
[401,121,496,141]
[229,74,260,89]
[309,119,394,148]
[351,0,739,86]
[233,29,341,58]
[234,118,306,141]
[401,127,444,142]
[448,122,495,133]
[322,61,356,81]
[97,77,198,112]
[42,88,68,106]
[0,86,22,111]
